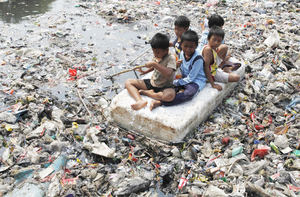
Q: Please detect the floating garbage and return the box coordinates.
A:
[0,0,299,196]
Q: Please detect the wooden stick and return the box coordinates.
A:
[110,47,151,79]
[128,47,151,66]
[76,88,93,117]
[110,64,147,78]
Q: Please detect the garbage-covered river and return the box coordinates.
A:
[0,0,155,102]
[0,0,299,196]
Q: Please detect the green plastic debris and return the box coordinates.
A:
[270,142,280,154]
[293,150,300,157]
[232,146,243,157]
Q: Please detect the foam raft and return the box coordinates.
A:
[110,60,245,142]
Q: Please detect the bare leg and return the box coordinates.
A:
[161,88,176,102]
[140,88,177,111]
[140,88,175,102]
[139,89,163,100]
[150,100,162,111]
[228,73,240,82]
[125,79,148,110]
[217,44,229,61]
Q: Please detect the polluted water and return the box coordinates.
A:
[0,0,299,196]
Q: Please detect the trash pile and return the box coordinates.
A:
[0,0,299,196]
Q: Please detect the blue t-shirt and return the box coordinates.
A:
[173,50,207,91]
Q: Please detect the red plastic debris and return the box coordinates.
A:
[268,115,272,124]
[250,112,255,122]
[222,137,230,145]
[127,134,135,140]
[178,177,188,190]
[251,148,269,161]
[69,68,77,77]
[288,185,300,192]
[255,125,264,130]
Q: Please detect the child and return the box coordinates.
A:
[202,26,240,91]
[198,14,230,68]
[170,16,190,58]
[125,33,176,110]
[144,30,207,110]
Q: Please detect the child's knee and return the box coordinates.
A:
[162,91,175,102]
[219,44,228,52]
[234,74,240,82]
[183,90,196,98]
[125,79,135,88]
[229,74,240,82]
[218,45,228,57]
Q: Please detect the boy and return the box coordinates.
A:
[170,16,190,58]
[199,14,230,69]
[125,33,176,110]
[202,26,240,91]
[143,30,207,110]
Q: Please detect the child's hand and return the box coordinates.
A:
[154,57,162,63]
[145,61,156,68]
[176,60,183,68]
[212,84,222,91]
[137,68,146,75]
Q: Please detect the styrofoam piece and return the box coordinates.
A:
[110,60,245,142]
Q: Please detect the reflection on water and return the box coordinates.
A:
[0,0,56,23]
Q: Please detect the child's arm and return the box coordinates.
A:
[224,50,231,62]
[173,58,202,86]
[202,48,222,91]
[137,67,154,75]
[176,60,183,69]
[145,61,175,78]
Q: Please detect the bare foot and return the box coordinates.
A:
[131,100,147,110]
[150,100,161,111]
[139,89,155,96]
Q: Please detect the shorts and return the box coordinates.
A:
[143,79,172,93]
[214,68,229,83]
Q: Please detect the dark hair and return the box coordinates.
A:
[208,26,225,40]
[174,16,190,28]
[150,33,169,49]
[208,14,224,28]
[181,30,199,46]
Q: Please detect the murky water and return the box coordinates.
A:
[0,0,156,100]
[0,0,56,23]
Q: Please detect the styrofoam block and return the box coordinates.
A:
[110,60,245,142]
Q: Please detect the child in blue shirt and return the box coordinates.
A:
[147,30,206,110]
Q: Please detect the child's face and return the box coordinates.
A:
[181,40,197,59]
[174,26,188,39]
[152,48,168,59]
[208,35,223,50]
